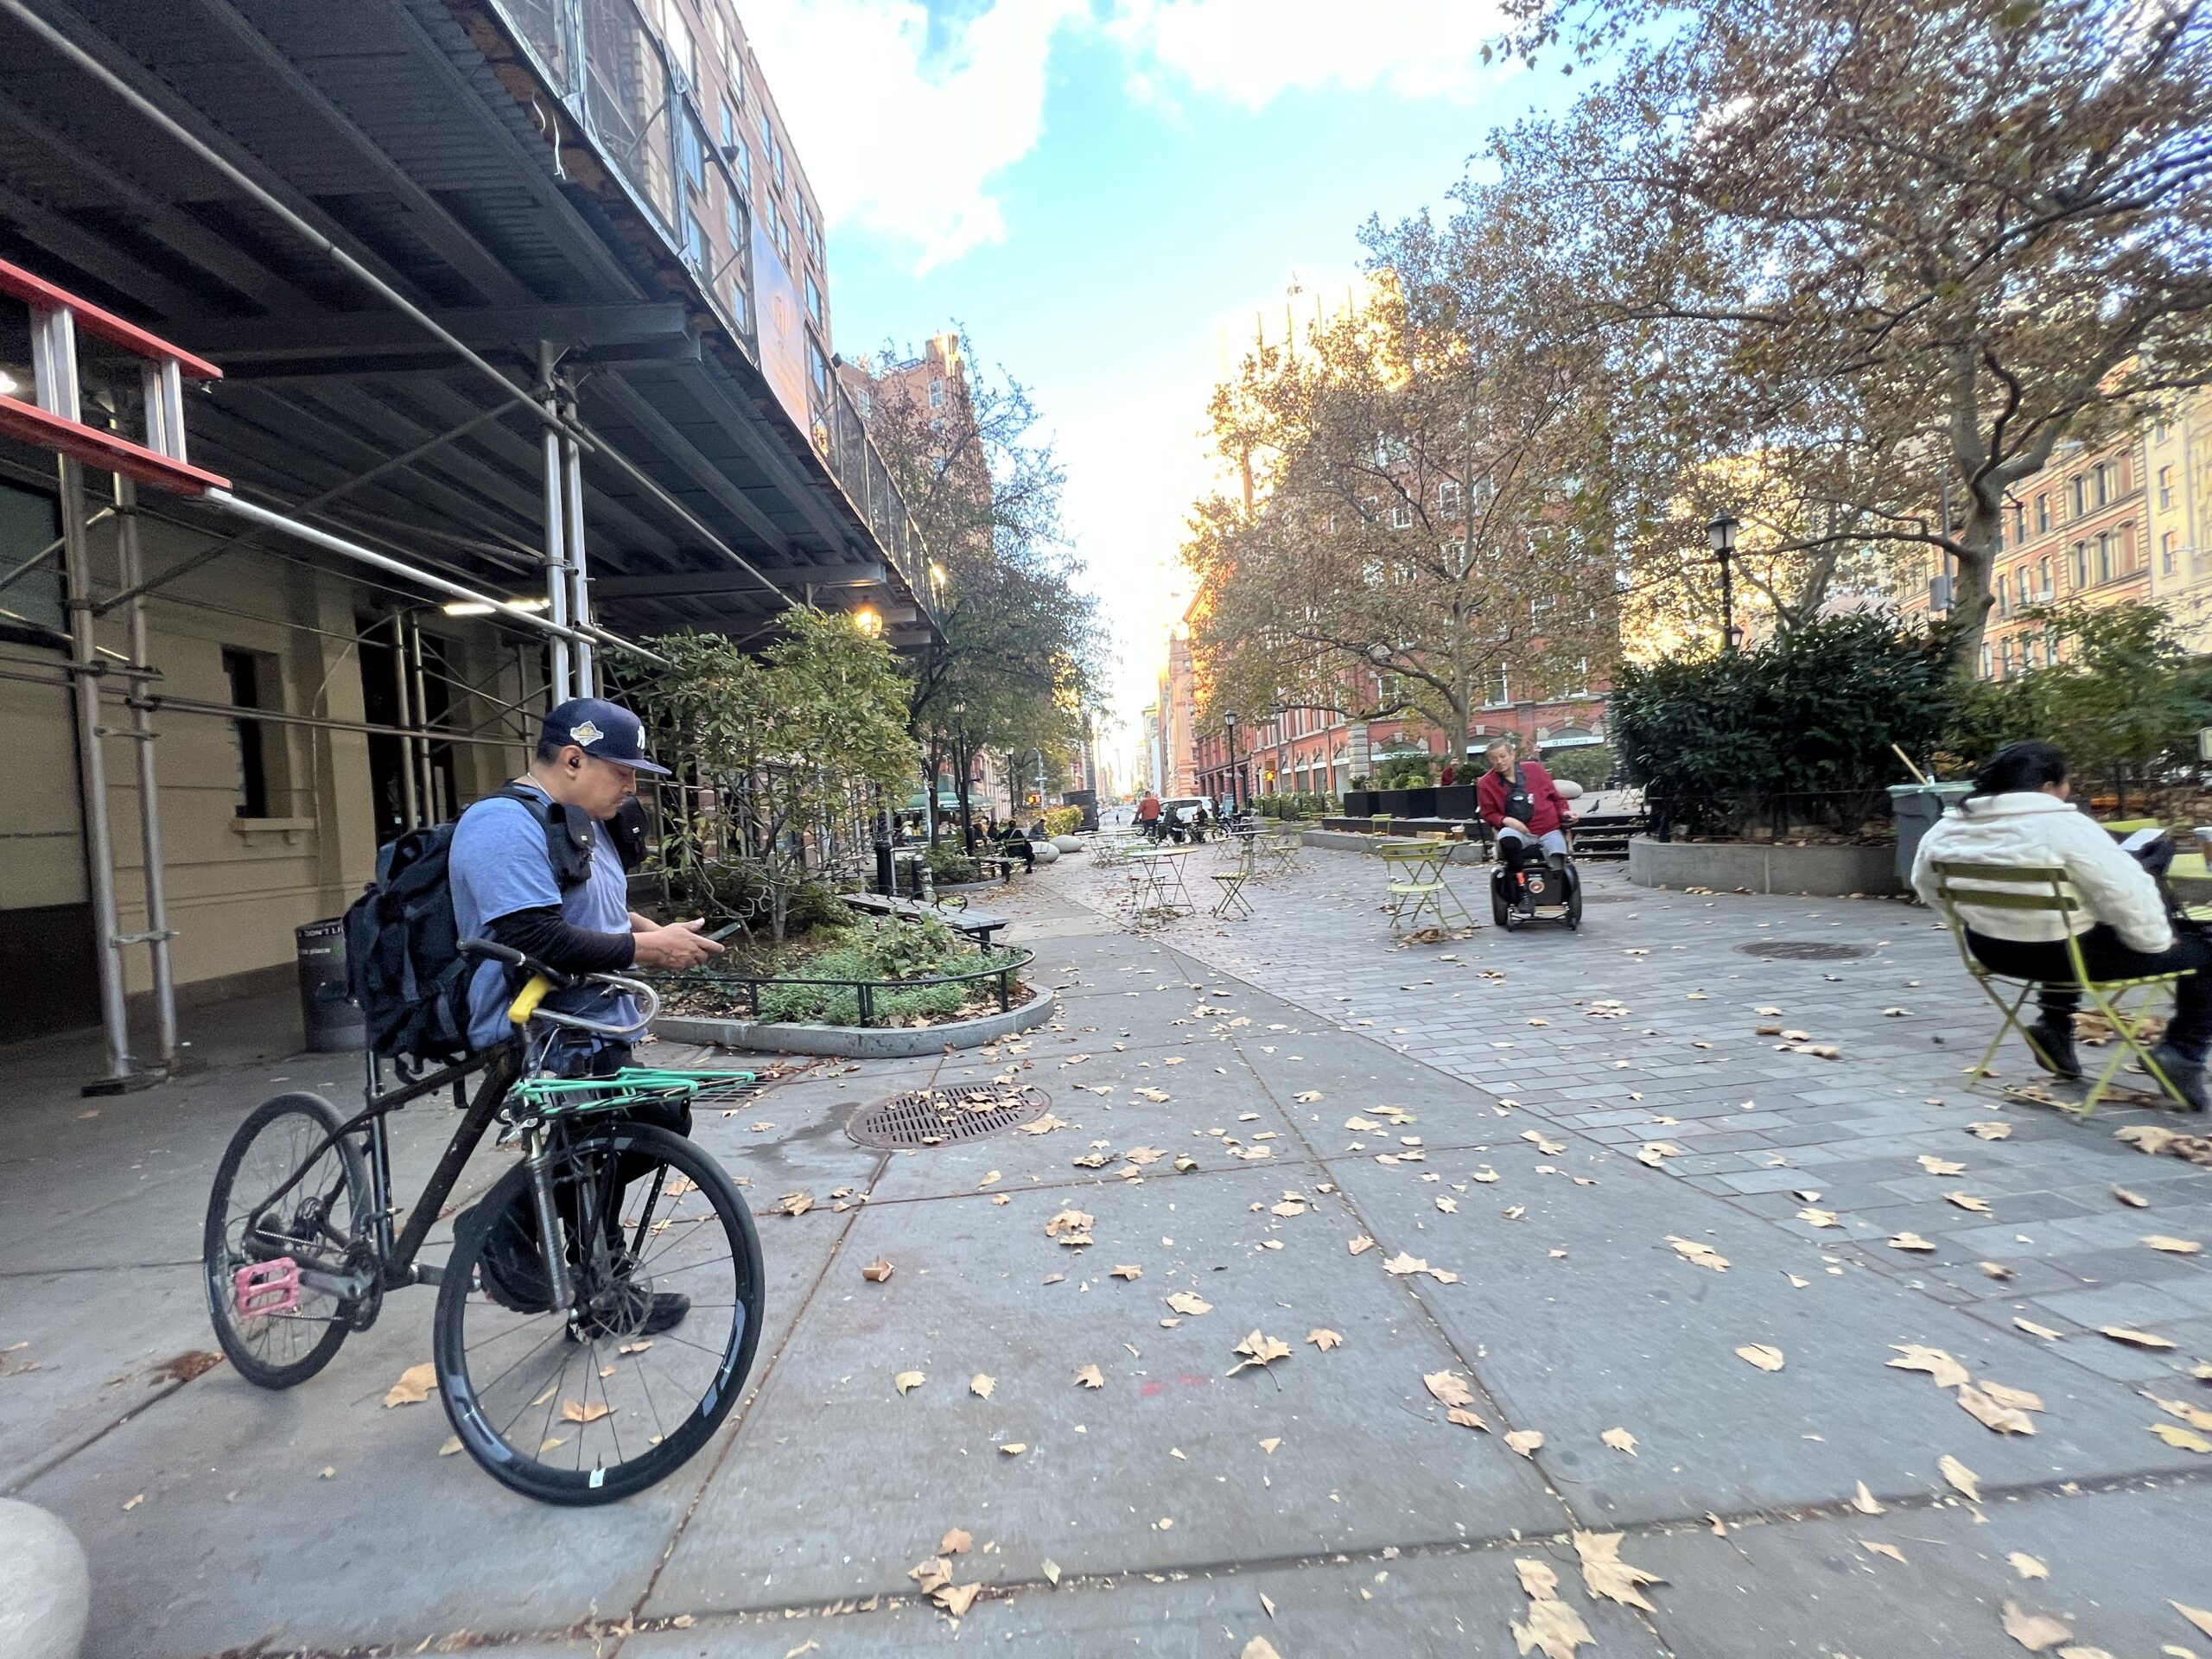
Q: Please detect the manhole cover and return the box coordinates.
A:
[849,1084,1051,1149]
[1735,940,1873,962]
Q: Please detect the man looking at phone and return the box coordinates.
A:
[449,696,724,1071]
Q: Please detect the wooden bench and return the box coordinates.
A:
[839,889,1012,946]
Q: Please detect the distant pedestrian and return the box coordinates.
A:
[1136,790,1162,842]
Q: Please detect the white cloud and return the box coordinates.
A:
[741,0,1079,274]
[744,0,1510,276]
[1103,0,1511,110]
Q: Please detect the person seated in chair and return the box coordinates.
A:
[1476,741,1576,874]
[1912,740,2212,1110]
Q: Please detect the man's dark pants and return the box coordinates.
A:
[1968,925,2212,1058]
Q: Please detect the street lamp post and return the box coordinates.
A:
[1222,709,1240,813]
[1707,508,1741,653]
[950,699,973,853]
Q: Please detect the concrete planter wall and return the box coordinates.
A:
[1627,836,1902,897]
[656,985,1058,1058]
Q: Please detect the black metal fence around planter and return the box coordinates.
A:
[650,947,1034,1028]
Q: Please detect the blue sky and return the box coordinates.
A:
[742,0,1580,783]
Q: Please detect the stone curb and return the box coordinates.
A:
[653,984,1057,1058]
[1298,828,1489,864]
[1626,835,1902,896]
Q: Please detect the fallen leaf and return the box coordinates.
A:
[2148,1421,2212,1452]
[122,1493,143,1511]
[2016,1318,2065,1341]
[1602,1427,1638,1456]
[1293,1090,1324,1103]
[1850,1481,1885,1514]
[1307,1328,1343,1351]
[1918,1155,1967,1176]
[1425,1370,1476,1408]
[1890,1232,1938,1253]
[1637,1142,1685,1167]
[1347,1235,1376,1255]
[1110,1264,1143,1281]
[999,1443,1026,1455]
[1573,1529,1664,1612]
[1436,1196,1459,1213]
[1798,1207,1841,1227]
[1473,1166,1500,1183]
[1968,1121,2013,1139]
[1041,1557,1060,1584]
[1228,1330,1292,1376]
[970,1374,995,1401]
[437,1435,462,1456]
[560,1398,611,1424]
[1983,1261,2017,1281]
[1959,1385,2037,1435]
[1046,1208,1096,1247]
[1166,1291,1213,1317]
[1940,1454,1981,1501]
[1259,1437,1281,1453]
[2102,1325,2178,1350]
[861,1257,894,1283]
[977,1171,1001,1189]
[893,1370,926,1396]
[1243,1640,1283,1659]
[941,1527,974,1554]
[383,1362,436,1408]
[775,1190,813,1217]
[1512,1594,1593,1659]
[1382,1251,1431,1276]
[936,1581,982,1618]
[1666,1236,1731,1272]
[2146,1392,2212,1432]
[1947,1192,1993,1213]
[2175,1604,2212,1638]
[1860,1540,1907,1564]
[2145,1236,2205,1255]
[2009,1552,2049,1580]
[2002,1599,2075,1651]
[1074,1363,1103,1389]
[2115,1187,2151,1208]
[1447,1406,1490,1430]
[1891,1344,1972,1389]
[1505,1428,1546,1457]
[1737,1344,1785,1372]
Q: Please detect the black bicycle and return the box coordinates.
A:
[201,941,766,1505]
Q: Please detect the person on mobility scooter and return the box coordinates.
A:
[1476,740,1584,930]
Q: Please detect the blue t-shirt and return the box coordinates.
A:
[449,782,637,1050]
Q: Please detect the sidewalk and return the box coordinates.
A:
[4,852,2212,1657]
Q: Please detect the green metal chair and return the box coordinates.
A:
[1925,858,2190,1113]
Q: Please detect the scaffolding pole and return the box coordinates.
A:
[538,344,572,702]
[113,475,176,1070]
[563,412,593,698]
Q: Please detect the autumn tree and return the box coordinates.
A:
[1491,0,2212,670]
[1185,218,1618,765]
[854,333,1101,836]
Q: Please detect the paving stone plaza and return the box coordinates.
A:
[7,840,2212,1657]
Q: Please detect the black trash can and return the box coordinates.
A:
[1888,783,1975,890]
[296,918,366,1052]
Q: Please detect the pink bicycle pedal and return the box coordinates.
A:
[233,1257,301,1319]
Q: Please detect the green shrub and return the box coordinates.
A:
[1538,744,1616,791]
[1042,805,1083,837]
[785,881,855,934]
[1611,613,1959,839]
[755,916,1024,1025]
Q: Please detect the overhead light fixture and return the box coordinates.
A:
[0,364,26,398]
[442,595,551,617]
[852,605,883,636]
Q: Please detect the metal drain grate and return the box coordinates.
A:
[849,1084,1051,1149]
[1735,940,1873,962]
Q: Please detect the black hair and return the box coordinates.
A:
[535,734,575,766]
[1970,740,2068,800]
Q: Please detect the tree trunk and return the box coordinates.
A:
[956,742,975,853]
[1947,512,2000,676]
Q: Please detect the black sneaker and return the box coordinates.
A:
[473,1197,554,1313]
[638,1293,690,1335]
[2024,1020,2082,1080]
[2147,1043,2212,1113]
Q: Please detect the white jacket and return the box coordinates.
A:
[1910,791,2172,952]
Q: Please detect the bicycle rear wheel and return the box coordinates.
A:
[203,1092,372,1389]
[434,1121,764,1505]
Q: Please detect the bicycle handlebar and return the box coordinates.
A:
[459,938,661,1039]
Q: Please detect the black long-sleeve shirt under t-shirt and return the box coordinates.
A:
[482,906,635,976]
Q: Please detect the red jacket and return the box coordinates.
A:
[1477,760,1570,836]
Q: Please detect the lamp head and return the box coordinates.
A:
[1707,509,1739,555]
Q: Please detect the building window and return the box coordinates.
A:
[1485,665,1510,707]
[1998,637,2012,677]
[720,101,737,151]
[2072,542,2088,588]
[2164,531,2180,575]
[2073,475,2087,518]
[731,133,751,191]
[2160,465,2175,510]
[2036,493,2050,533]
[804,270,823,327]
[0,480,63,639]
[808,336,830,401]
[772,212,792,265]
[223,646,275,819]
[2096,531,2113,583]
[2096,463,2112,506]
[1996,579,2010,618]
[2038,556,2051,598]
[928,377,944,409]
[1439,480,1461,515]
[2012,504,2026,544]
[681,115,708,192]
[1980,641,1993,679]
[1389,502,1413,530]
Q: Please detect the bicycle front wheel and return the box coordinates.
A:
[434,1122,764,1505]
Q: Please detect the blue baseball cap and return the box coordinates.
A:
[542,696,670,775]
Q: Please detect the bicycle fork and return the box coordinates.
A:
[523,1127,576,1314]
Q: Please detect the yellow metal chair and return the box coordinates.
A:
[1210,869,1254,918]
[1926,858,2190,1113]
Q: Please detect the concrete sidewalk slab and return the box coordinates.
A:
[647,1168,1567,1616]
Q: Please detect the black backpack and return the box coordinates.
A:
[344,785,600,1065]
